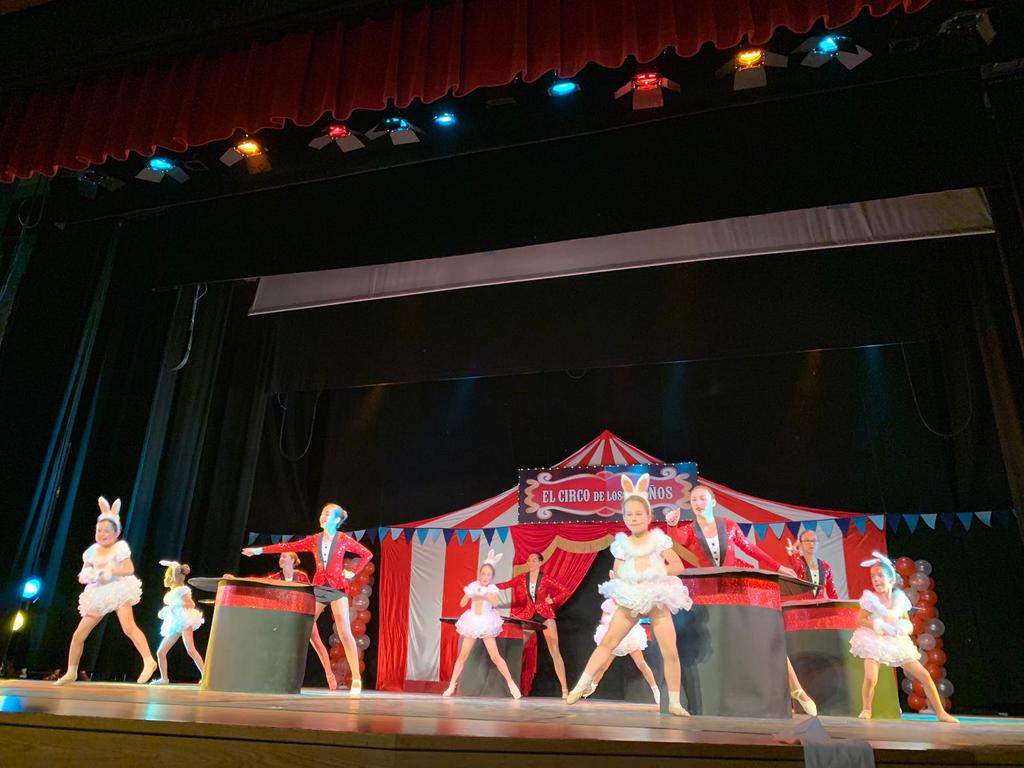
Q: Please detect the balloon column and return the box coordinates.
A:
[328,559,376,688]
[894,557,953,714]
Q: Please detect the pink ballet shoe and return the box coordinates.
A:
[507,681,521,700]
[858,709,872,720]
[149,678,169,686]
[938,712,960,724]
[326,670,338,691]
[53,670,77,686]
[137,657,158,684]
[442,683,457,697]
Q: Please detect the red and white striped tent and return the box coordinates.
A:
[376,430,884,691]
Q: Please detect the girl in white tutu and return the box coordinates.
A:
[150,560,205,685]
[582,596,660,704]
[567,473,692,715]
[444,550,521,699]
[55,497,157,685]
[851,551,957,723]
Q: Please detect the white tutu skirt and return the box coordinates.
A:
[455,609,504,639]
[599,575,692,616]
[849,628,922,667]
[594,622,648,656]
[158,605,205,637]
[78,576,143,617]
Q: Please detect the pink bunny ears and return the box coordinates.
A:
[861,550,896,580]
[97,496,122,534]
[484,549,503,567]
[621,473,651,500]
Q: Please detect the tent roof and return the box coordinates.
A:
[398,429,861,530]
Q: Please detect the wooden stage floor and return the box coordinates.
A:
[0,680,1021,767]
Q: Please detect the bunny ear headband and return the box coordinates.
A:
[97,496,123,534]
[159,560,181,568]
[621,473,651,504]
[484,549,503,567]
[860,550,896,578]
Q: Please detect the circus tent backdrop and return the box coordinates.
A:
[374,430,884,692]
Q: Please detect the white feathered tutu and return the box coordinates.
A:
[849,590,922,667]
[454,581,504,639]
[158,585,205,637]
[594,598,648,656]
[599,530,692,616]
[77,541,143,617]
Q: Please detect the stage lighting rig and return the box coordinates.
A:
[937,8,996,55]
[73,170,125,199]
[614,70,679,110]
[716,48,787,90]
[219,136,271,174]
[366,116,425,145]
[548,79,580,97]
[135,157,190,183]
[308,124,366,152]
[795,34,872,70]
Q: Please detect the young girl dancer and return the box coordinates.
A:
[850,552,958,723]
[150,560,205,685]
[55,497,157,685]
[567,474,692,715]
[583,595,660,704]
[444,550,522,699]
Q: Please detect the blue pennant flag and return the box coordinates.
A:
[769,523,786,539]
[785,521,801,537]
[804,520,817,532]
[430,528,442,542]
[469,530,482,543]
[484,528,496,544]
[904,515,920,534]
[247,532,258,545]
[443,529,456,544]
[738,523,752,537]
[353,529,365,541]
[836,518,851,535]
[456,530,469,545]
[887,514,902,533]
[497,527,509,543]
[753,523,768,540]
[819,519,836,537]
[939,513,956,531]
[852,517,867,535]
[367,528,378,544]
[270,535,282,544]
[868,514,885,531]
[921,514,937,530]
[416,528,429,544]
[378,527,389,542]
[403,528,415,543]
[283,535,294,543]
[975,511,992,527]
[956,512,973,531]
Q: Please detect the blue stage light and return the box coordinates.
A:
[148,157,175,173]
[382,117,410,132]
[816,36,841,55]
[433,112,457,127]
[548,80,579,96]
[21,578,42,601]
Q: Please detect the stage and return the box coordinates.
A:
[0,681,1021,767]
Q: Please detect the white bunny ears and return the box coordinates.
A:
[621,473,651,500]
[97,496,123,534]
[484,549,503,567]
[861,550,896,580]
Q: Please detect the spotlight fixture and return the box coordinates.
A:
[716,48,787,90]
[308,124,366,152]
[11,611,26,632]
[548,79,580,97]
[795,34,872,70]
[20,578,42,602]
[219,136,271,173]
[433,111,458,127]
[366,116,424,145]
[937,8,995,55]
[135,156,190,183]
[74,170,125,199]
[614,70,679,110]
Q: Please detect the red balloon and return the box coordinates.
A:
[358,610,371,624]
[359,660,366,673]
[908,693,927,711]
[911,679,925,697]
[895,557,916,578]
[942,698,952,712]
[364,562,375,576]
[917,590,937,605]
[932,638,943,650]
[911,615,927,635]
[927,649,947,666]
[914,604,936,620]
[329,644,346,662]
[926,577,935,591]
[925,663,943,681]
[351,621,366,638]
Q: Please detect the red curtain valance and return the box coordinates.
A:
[0,0,929,183]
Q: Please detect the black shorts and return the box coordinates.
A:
[528,611,548,625]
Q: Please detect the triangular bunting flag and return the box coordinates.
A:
[456,530,469,545]
[484,528,496,544]
[887,514,902,533]
[282,535,294,543]
[975,511,992,527]
[353,529,365,541]
[497,528,509,543]
[391,528,404,541]
[853,517,867,535]
[804,520,817,532]
[443,529,456,544]
[769,523,786,539]
[939,513,956,531]
[956,512,973,531]
[247,532,258,545]
[738,523,752,537]
[819,519,836,537]
[430,528,443,542]
[921,514,937,529]
[836,518,851,535]
[994,510,1013,528]
[785,521,801,537]
[416,528,430,544]
[904,515,920,534]
[868,514,885,530]
[470,530,482,543]
[378,527,389,542]
[753,523,769,540]
[367,528,378,544]
[270,535,282,544]
[403,528,416,543]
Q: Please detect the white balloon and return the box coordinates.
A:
[914,559,932,576]
[901,676,914,695]
[917,633,936,651]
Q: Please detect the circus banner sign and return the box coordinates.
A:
[518,463,698,524]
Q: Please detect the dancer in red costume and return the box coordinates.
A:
[497,552,570,698]
[665,484,817,716]
[267,551,311,583]
[784,531,839,599]
[243,503,371,694]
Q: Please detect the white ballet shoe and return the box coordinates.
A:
[667,691,689,717]
[651,686,661,705]
[348,679,362,696]
[53,670,77,686]
[137,657,158,684]
[566,675,593,705]
[507,681,521,700]
[149,677,169,686]
[858,709,872,719]
[442,683,457,697]
[580,680,598,699]
[792,688,817,717]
